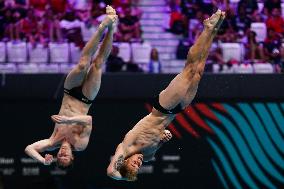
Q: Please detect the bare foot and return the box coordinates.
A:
[203,9,226,32]
[106,5,118,32]
[161,130,172,143]
[106,5,116,15]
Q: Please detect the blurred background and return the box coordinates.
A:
[0,0,283,189]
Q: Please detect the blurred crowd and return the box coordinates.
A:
[0,0,142,47]
[0,0,283,73]
[167,0,284,73]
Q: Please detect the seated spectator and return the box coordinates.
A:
[43,9,62,42]
[266,8,284,36]
[8,0,28,12]
[27,0,48,17]
[20,9,46,47]
[117,6,141,42]
[208,42,225,66]
[13,0,28,18]
[180,0,200,19]
[169,6,187,35]
[60,10,84,48]
[237,0,258,15]
[49,0,68,15]
[4,8,21,41]
[5,0,27,9]
[148,48,162,73]
[79,8,99,43]
[263,0,281,16]
[68,0,91,11]
[244,31,265,62]
[91,1,105,19]
[218,7,236,35]
[263,28,282,72]
[188,10,205,42]
[176,39,190,60]
[106,46,125,72]
[131,2,142,20]
[125,62,143,72]
[235,5,251,38]
[0,0,5,39]
[112,0,126,9]
[219,25,238,43]
[251,10,265,23]
[4,0,16,8]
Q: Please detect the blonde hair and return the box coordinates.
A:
[119,161,138,181]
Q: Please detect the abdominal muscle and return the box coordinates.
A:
[59,94,90,116]
[128,112,175,155]
[51,94,91,148]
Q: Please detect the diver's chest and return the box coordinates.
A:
[135,131,161,150]
[55,125,83,139]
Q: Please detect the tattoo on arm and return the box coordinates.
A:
[114,155,124,170]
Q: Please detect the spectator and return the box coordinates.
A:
[244,31,265,62]
[131,2,142,20]
[60,10,84,48]
[188,10,204,42]
[263,28,282,71]
[180,0,200,19]
[4,8,21,41]
[20,8,37,38]
[91,1,105,19]
[68,0,91,11]
[176,39,190,59]
[263,0,281,16]
[43,9,62,42]
[0,0,5,39]
[235,5,251,37]
[13,0,28,18]
[219,25,238,42]
[168,5,187,35]
[4,0,15,8]
[20,9,46,47]
[208,42,225,66]
[251,10,265,23]
[196,0,222,16]
[117,6,141,42]
[218,7,237,35]
[237,0,258,15]
[79,8,99,43]
[148,48,162,73]
[266,8,284,35]
[49,0,68,15]
[27,0,48,17]
[106,46,125,72]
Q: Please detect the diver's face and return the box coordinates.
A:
[57,144,73,166]
[125,154,143,171]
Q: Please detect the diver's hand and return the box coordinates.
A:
[44,154,53,165]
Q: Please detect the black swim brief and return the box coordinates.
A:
[64,86,94,105]
[152,95,183,114]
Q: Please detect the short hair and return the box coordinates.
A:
[119,161,138,181]
[56,158,74,171]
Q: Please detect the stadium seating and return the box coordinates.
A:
[28,43,48,64]
[49,42,69,63]
[7,41,27,63]
[0,42,6,63]
[221,43,242,62]
[253,63,274,73]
